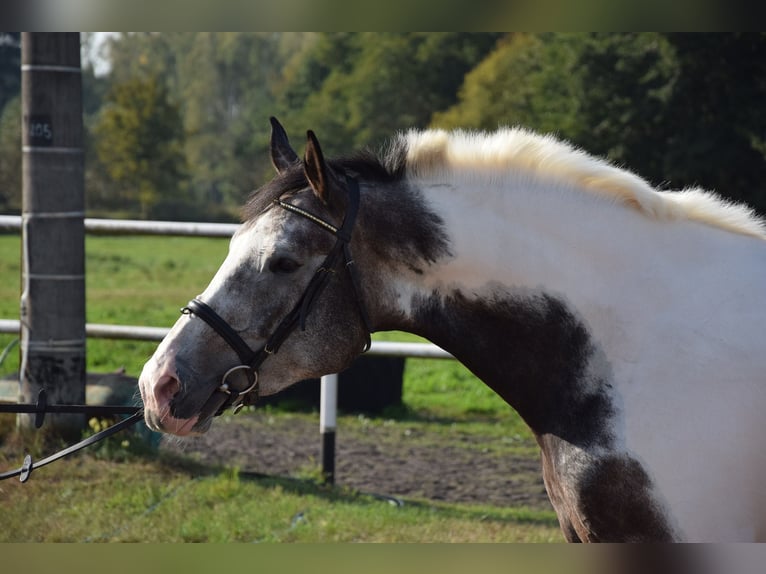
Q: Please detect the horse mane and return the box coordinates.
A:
[398,127,766,239]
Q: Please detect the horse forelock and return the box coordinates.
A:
[242,170,303,223]
[400,127,766,239]
[242,146,408,224]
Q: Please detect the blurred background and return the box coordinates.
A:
[1,32,765,222]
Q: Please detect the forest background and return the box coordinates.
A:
[1,32,765,221]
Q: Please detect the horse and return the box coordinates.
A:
[139,117,766,542]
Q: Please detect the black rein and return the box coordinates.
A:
[0,388,143,483]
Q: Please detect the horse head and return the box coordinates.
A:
[138,119,373,435]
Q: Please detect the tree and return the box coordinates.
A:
[92,33,499,217]
[433,33,766,213]
[0,33,20,114]
[659,33,766,207]
[431,34,583,136]
[0,95,21,213]
[278,33,502,152]
[101,33,298,212]
[174,33,282,208]
[83,33,766,218]
[573,33,678,185]
[92,76,187,218]
[0,33,21,213]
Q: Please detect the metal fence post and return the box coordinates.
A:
[19,33,86,439]
[320,373,338,484]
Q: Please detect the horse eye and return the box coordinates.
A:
[269,257,302,274]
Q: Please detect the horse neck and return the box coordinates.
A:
[361,172,754,343]
[361,174,732,436]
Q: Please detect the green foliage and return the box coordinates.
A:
[433,33,677,153]
[573,33,678,182]
[433,32,766,213]
[279,33,502,152]
[432,34,582,135]
[96,32,303,215]
[92,75,188,219]
[3,33,765,218]
[0,95,21,212]
[658,33,766,205]
[0,33,20,114]
[170,33,262,206]
[573,33,766,206]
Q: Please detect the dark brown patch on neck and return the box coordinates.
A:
[410,289,614,448]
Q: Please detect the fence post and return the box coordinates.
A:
[18,33,86,439]
[320,373,338,484]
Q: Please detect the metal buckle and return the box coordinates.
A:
[218,365,259,414]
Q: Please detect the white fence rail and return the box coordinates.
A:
[0,319,452,359]
[0,214,240,237]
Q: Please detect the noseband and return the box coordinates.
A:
[180,177,372,417]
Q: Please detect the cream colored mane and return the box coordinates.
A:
[401,127,766,239]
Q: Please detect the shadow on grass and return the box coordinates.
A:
[153,449,559,528]
[2,406,555,532]
[261,400,513,427]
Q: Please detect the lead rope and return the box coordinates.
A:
[0,410,143,482]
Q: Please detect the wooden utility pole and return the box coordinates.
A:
[19,33,86,439]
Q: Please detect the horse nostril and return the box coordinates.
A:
[153,374,181,407]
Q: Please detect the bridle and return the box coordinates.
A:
[180,176,372,417]
[1,178,370,483]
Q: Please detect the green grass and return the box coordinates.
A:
[0,232,553,542]
[0,451,559,542]
[0,234,22,378]
[82,235,230,375]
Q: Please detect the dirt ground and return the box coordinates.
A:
[159,410,554,512]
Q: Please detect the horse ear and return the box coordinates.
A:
[303,130,332,204]
[269,117,299,174]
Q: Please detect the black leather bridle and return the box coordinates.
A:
[181,177,372,417]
